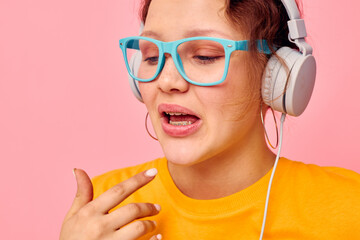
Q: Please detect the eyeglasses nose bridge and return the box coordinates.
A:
[158,42,184,73]
[162,41,176,55]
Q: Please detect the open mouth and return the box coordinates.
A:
[158,103,202,137]
[162,112,200,126]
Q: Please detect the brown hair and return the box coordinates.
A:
[138,0,302,111]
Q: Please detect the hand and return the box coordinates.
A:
[60,168,162,240]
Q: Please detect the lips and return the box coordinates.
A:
[158,103,202,137]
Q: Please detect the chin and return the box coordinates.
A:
[160,140,204,167]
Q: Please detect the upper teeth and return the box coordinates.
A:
[166,112,187,116]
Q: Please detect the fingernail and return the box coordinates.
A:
[73,168,77,177]
[156,234,163,240]
[154,204,161,211]
[145,168,158,177]
[152,220,157,226]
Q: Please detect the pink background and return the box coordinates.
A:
[0,0,359,239]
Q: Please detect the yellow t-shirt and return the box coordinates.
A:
[92,158,360,239]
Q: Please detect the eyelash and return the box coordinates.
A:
[144,57,159,64]
[194,55,222,64]
[143,55,222,65]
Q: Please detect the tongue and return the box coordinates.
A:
[169,114,199,123]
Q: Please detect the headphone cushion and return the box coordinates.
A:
[262,47,294,113]
[262,53,279,108]
[128,50,143,102]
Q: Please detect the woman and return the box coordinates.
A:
[60,0,360,239]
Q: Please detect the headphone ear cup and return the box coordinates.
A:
[128,50,143,102]
[262,47,316,116]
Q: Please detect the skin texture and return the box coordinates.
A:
[139,0,276,199]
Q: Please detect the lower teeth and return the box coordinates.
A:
[169,120,192,126]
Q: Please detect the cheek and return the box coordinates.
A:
[138,82,156,108]
[211,54,260,121]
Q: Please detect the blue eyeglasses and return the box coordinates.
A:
[119,36,271,86]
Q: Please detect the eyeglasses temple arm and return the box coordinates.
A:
[235,40,273,54]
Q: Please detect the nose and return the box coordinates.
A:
[157,53,190,94]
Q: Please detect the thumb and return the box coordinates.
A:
[64,168,93,221]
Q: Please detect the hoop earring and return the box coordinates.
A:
[260,102,279,149]
[145,112,158,141]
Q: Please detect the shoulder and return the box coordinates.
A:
[277,158,360,218]
[273,158,360,233]
[278,158,360,197]
[91,158,164,199]
[279,158,360,187]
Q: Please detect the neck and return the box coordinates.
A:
[167,124,276,200]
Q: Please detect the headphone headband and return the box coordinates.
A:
[281,0,312,55]
[281,0,301,19]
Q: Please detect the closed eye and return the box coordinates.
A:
[144,56,159,65]
[194,55,222,64]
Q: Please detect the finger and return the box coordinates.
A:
[149,234,163,240]
[113,220,157,240]
[90,168,158,214]
[64,168,93,221]
[105,202,161,230]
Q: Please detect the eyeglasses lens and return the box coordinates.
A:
[125,39,159,81]
[125,39,226,84]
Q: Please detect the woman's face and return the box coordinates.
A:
[139,0,262,166]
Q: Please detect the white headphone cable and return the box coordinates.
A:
[259,113,286,240]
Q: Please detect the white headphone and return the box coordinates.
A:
[127,0,316,117]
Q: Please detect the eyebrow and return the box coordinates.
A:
[184,29,232,39]
[140,30,161,38]
[140,29,232,40]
